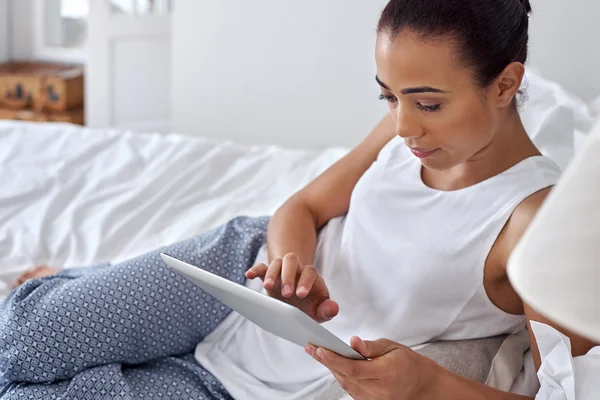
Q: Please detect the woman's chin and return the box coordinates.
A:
[419,156,451,172]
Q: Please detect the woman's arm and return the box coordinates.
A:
[246,114,396,321]
[503,189,598,369]
[266,113,396,265]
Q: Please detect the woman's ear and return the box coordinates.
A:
[494,62,526,108]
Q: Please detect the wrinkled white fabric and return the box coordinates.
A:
[0,121,346,300]
[533,322,600,400]
[521,70,595,169]
[588,96,600,119]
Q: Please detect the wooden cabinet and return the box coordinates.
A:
[0,61,84,125]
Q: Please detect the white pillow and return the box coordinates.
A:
[589,96,600,119]
[586,96,600,146]
[520,70,594,169]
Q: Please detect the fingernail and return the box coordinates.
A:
[283,285,293,295]
[264,278,273,286]
[305,345,315,356]
[297,286,307,296]
[316,348,325,360]
[319,311,332,322]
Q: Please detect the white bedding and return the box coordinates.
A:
[0,121,346,299]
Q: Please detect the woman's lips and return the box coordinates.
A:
[409,147,439,159]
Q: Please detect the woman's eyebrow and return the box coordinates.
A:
[375,75,450,94]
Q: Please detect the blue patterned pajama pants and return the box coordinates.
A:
[0,216,269,399]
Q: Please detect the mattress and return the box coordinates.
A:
[0,121,347,300]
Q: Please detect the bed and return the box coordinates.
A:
[0,121,346,299]
[2,68,594,295]
[0,71,596,398]
[2,2,599,398]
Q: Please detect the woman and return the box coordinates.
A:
[4,0,595,399]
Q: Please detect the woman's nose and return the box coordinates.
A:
[395,107,424,139]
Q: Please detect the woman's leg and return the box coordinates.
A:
[2,353,233,400]
[0,216,268,384]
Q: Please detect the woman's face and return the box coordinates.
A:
[375,31,503,171]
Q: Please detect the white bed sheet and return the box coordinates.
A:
[0,121,347,299]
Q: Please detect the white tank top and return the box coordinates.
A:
[194,135,562,400]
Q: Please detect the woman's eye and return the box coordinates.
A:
[417,103,442,112]
[378,94,398,103]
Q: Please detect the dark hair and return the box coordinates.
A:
[378,0,532,88]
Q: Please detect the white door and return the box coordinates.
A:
[86,0,172,132]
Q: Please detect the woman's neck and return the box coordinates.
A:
[424,112,540,191]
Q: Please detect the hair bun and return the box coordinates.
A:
[520,0,532,14]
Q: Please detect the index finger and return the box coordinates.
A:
[281,253,300,297]
[313,348,379,380]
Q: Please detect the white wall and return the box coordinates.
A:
[529,0,600,102]
[172,0,389,148]
[0,0,10,61]
[172,0,600,148]
[10,0,34,59]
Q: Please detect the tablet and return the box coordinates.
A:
[160,253,365,360]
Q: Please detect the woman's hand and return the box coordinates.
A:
[306,336,443,400]
[245,253,339,323]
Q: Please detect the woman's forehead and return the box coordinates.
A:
[375,32,470,92]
